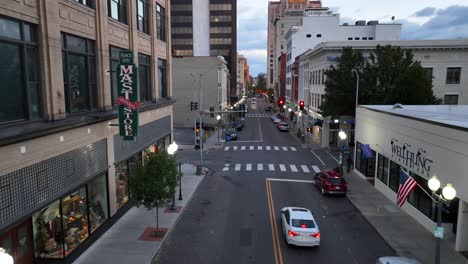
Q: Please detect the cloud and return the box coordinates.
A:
[413,7,436,17]
[401,5,468,39]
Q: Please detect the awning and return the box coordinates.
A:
[361,144,374,159]
[309,119,323,127]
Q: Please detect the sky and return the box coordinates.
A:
[237,0,468,76]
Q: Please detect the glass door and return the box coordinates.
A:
[0,219,33,264]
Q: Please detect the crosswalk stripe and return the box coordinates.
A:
[250,146,254,150]
[235,164,241,171]
[241,146,246,150]
[258,164,263,171]
[301,165,310,173]
[223,166,229,171]
[282,147,288,151]
[258,146,263,150]
[266,146,271,150]
[312,165,320,173]
[269,164,275,171]
[224,146,229,151]
[246,164,252,171]
[290,165,298,172]
[291,147,297,151]
[233,146,238,150]
[274,146,279,150]
[280,164,286,171]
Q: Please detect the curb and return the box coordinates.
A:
[150,171,207,263]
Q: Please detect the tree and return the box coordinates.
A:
[320,45,441,117]
[256,73,267,93]
[129,151,178,235]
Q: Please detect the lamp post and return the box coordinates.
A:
[351,68,360,112]
[216,114,221,142]
[427,176,457,264]
[0,248,13,264]
[338,130,347,175]
[167,142,179,209]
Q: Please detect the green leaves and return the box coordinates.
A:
[320,45,440,117]
[128,151,179,211]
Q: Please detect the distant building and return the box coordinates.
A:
[171,0,238,100]
[237,54,250,95]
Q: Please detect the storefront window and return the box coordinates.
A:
[356,142,376,177]
[388,161,400,192]
[32,200,64,258]
[61,187,89,256]
[88,176,109,233]
[115,160,129,208]
[377,154,389,185]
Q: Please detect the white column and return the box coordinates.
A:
[455,200,468,251]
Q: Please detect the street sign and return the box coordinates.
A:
[434,226,444,238]
[116,51,139,140]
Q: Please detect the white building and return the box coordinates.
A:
[284,8,402,102]
[355,104,468,253]
[298,40,468,148]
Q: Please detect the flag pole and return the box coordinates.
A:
[402,168,437,203]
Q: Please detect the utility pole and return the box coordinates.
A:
[199,74,203,167]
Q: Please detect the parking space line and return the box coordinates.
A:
[326,151,340,163]
[311,151,326,166]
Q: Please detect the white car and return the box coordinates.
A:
[280,207,320,247]
[376,257,422,264]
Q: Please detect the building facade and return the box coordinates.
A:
[284,10,402,102]
[0,0,173,263]
[171,0,237,100]
[237,54,250,96]
[267,0,321,92]
[355,105,468,253]
[172,56,228,128]
[298,40,468,148]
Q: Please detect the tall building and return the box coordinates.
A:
[267,0,321,95]
[0,0,173,263]
[237,54,250,95]
[171,0,237,101]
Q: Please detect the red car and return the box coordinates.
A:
[313,169,347,196]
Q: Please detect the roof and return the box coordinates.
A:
[290,208,313,219]
[361,105,468,130]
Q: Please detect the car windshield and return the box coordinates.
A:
[329,178,343,185]
[291,219,315,228]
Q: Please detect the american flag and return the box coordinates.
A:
[397,168,418,207]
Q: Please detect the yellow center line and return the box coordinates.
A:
[266,179,283,264]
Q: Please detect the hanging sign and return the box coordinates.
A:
[117,51,139,140]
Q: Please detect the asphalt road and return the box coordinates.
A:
[154,98,394,264]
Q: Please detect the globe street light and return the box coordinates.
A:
[427,176,457,264]
[167,142,179,209]
[216,114,222,143]
[0,248,13,264]
[338,130,347,174]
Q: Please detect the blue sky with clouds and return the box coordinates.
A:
[237,0,468,76]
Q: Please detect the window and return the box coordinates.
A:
[408,171,434,218]
[138,54,151,102]
[88,175,109,233]
[109,46,127,105]
[292,219,315,228]
[62,33,97,113]
[156,4,166,41]
[137,0,149,34]
[316,34,321,38]
[108,0,127,24]
[377,154,389,185]
[446,67,461,84]
[306,34,311,38]
[423,67,433,82]
[369,37,374,40]
[74,0,93,8]
[158,58,167,99]
[348,37,352,40]
[444,94,459,105]
[32,200,63,258]
[115,153,142,209]
[0,17,41,124]
[355,142,376,178]
[388,160,401,192]
[61,187,89,255]
[354,37,360,40]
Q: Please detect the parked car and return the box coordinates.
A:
[266,106,273,111]
[280,207,320,247]
[232,121,243,131]
[194,121,215,131]
[272,117,281,124]
[313,170,347,196]
[225,128,237,141]
[277,122,289,131]
[376,257,422,264]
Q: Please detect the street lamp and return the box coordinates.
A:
[338,130,347,175]
[427,176,457,264]
[167,142,179,209]
[351,68,360,113]
[0,248,13,264]
[288,107,292,112]
[216,114,221,142]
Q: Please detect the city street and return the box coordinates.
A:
[154,98,394,264]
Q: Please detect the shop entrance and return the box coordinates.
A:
[0,219,33,264]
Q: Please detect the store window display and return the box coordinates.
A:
[61,187,89,256]
[115,160,129,209]
[32,200,64,258]
[88,176,109,233]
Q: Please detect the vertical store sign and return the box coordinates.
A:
[117,51,140,140]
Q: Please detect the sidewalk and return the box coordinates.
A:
[73,164,206,264]
[343,168,468,263]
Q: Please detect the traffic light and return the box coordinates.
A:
[210,106,215,118]
[194,102,199,110]
[299,101,305,110]
[307,127,312,133]
[278,99,284,108]
[190,102,194,111]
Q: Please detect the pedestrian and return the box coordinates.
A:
[346,156,353,173]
